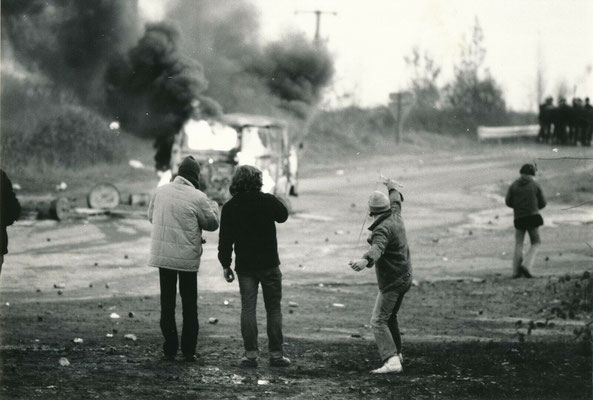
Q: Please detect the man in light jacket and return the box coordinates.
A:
[148,156,220,361]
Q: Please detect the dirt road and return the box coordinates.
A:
[0,142,591,399]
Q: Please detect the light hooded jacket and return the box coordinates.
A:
[147,176,220,272]
[505,175,546,219]
[363,186,412,293]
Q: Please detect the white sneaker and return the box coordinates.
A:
[371,355,403,374]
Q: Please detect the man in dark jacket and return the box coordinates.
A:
[505,163,546,278]
[218,165,290,368]
[350,176,412,374]
[0,169,21,277]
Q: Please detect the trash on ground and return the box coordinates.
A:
[208,318,218,324]
[72,338,83,343]
[110,313,120,319]
[124,334,137,342]
[336,169,345,176]
[53,283,65,289]
[223,300,230,306]
[230,374,245,385]
[332,303,345,308]
[59,357,70,367]
[106,333,114,338]
[128,159,145,169]
[288,301,299,308]
[56,182,67,191]
[412,279,419,287]
[257,379,270,385]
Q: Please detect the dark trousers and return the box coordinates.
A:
[159,268,199,357]
[237,267,283,359]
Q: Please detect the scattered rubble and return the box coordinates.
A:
[124,334,137,342]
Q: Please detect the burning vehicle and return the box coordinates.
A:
[160,113,298,206]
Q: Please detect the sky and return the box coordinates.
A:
[141,0,593,112]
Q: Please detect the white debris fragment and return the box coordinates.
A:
[230,374,245,385]
[12,183,21,191]
[59,357,71,367]
[442,257,449,261]
[56,182,67,191]
[128,159,145,169]
[332,303,345,308]
[257,379,270,385]
[4,302,9,307]
[109,121,120,130]
[223,300,230,306]
[208,317,218,324]
[336,169,345,176]
[552,148,558,153]
[412,279,419,287]
[288,301,299,308]
[124,334,137,342]
[106,333,114,338]
[110,313,120,319]
[72,338,84,343]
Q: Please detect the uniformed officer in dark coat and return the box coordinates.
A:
[584,97,593,147]
[538,97,553,143]
[553,97,570,145]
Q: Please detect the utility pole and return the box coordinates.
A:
[295,10,337,45]
[389,92,415,144]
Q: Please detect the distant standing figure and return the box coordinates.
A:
[505,164,546,278]
[218,165,290,368]
[0,169,21,277]
[147,156,220,361]
[350,176,412,374]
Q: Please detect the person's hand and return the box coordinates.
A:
[380,174,404,189]
[223,268,235,283]
[349,259,368,272]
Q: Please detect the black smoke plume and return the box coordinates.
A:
[1,0,139,104]
[250,35,334,119]
[105,23,219,170]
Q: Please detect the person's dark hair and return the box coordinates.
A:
[229,165,263,195]
[519,163,536,176]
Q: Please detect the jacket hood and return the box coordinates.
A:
[518,175,533,186]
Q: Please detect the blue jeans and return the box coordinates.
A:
[159,268,198,357]
[370,289,406,362]
[237,267,283,359]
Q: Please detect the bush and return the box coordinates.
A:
[28,105,125,167]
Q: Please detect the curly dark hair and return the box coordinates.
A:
[229,165,263,195]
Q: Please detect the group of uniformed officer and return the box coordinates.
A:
[538,96,593,146]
